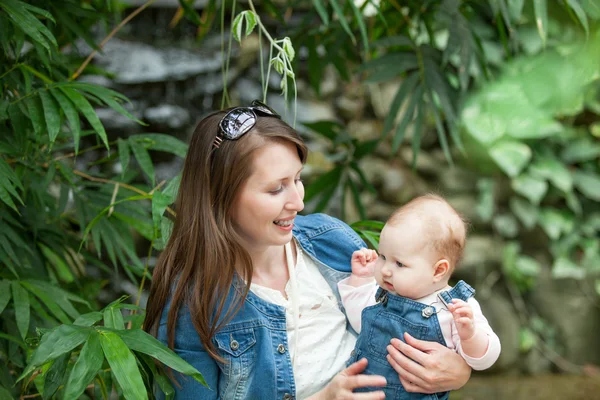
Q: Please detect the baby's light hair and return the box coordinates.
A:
[387,194,468,271]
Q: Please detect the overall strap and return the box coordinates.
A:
[437,280,475,306]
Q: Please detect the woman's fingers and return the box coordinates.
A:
[389,336,430,366]
[347,374,387,390]
[343,357,369,375]
[352,392,386,399]
[386,353,433,394]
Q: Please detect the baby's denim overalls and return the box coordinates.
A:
[349,281,475,400]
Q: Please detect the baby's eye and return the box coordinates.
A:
[379,254,386,261]
[395,261,405,268]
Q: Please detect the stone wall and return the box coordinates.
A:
[87,4,600,375]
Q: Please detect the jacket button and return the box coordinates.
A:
[230,340,239,350]
[350,350,356,357]
[283,394,293,400]
[277,344,286,354]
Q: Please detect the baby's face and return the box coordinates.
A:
[375,222,440,299]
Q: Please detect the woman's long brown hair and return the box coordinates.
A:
[143,109,307,362]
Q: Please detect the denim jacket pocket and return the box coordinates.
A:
[214,328,257,357]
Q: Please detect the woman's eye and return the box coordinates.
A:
[269,186,283,194]
[396,261,404,268]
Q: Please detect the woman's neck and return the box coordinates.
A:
[248,242,296,295]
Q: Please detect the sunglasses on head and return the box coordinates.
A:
[213,100,281,148]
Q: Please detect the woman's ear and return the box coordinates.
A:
[432,259,450,282]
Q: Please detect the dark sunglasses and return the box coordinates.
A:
[214,100,281,148]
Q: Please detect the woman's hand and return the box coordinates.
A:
[309,358,386,400]
[386,333,471,394]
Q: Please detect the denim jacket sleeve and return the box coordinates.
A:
[157,306,220,400]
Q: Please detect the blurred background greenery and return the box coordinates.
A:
[1,0,599,398]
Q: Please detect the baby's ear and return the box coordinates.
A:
[432,259,450,282]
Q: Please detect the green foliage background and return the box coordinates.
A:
[0,0,599,398]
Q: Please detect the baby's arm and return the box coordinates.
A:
[450,298,501,370]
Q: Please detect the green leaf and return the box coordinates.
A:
[538,208,574,240]
[129,138,155,185]
[529,156,572,192]
[112,212,154,241]
[152,191,171,230]
[38,90,61,145]
[304,165,343,203]
[330,0,355,44]
[382,72,420,137]
[347,178,366,220]
[1,0,57,50]
[0,280,11,314]
[10,281,29,340]
[512,173,548,205]
[572,170,600,201]
[21,281,71,324]
[50,88,81,152]
[129,133,187,158]
[282,37,295,62]
[103,307,125,330]
[519,327,537,352]
[348,0,369,54]
[59,87,108,148]
[25,95,44,136]
[312,0,329,25]
[565,0,589,36]
[492,213,519,238]
[392,86,423,154]
[138,353,174,399]
[74,312,104,327]
[19,325,90,380]
[533,0,548,46]
[516,255,541,277]
[99,330,148,400]
[490,141,532,177]
[63,331,104,400]
[508,0,525,21]
[552,257,586,279]
[560,139,600,163]
[43,352,70,400]
[118,329,207,387]
[117,138,130,177]
[509,197,538,229]
[231,11,256,42]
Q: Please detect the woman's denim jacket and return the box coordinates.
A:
[157,213,366,400]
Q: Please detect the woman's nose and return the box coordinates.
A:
[286,184,304,212]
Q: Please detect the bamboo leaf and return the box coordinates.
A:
[25,95,44,136]
[533,0,548,46]
[19,325,90,381]
[38,90,61,144]
[20,281,71,324]
[117,138,130,177]
[50,88,81,153]
[392,86,423,154]
[119,329,207,387]
[330,0,355,43]
[427,89,453,165]
[129,138,155,185]
[347,178,366,220]
[348,0,369,54]
[129,133,187,158]
[103,307,125,330]
[74,312,103,327]
[313,0,329,25]
[565,0,589,36]
[59,87,108,148]
[304,165,343,202]
[0,280,11,314]
[138,353,174,399]
[63,332,104,400]
[382,72,420,137]
[99,330,148,400]
[10,281,29,339]
[1,0,57,50]
[43,352,70,400]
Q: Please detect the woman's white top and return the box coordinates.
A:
[249,241,356,399]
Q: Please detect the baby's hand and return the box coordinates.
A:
[448,299,476,341]
[351,248,378,278]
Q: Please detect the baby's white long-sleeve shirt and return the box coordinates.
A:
[338,278,501,371]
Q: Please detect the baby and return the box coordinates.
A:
[338,194,501,399]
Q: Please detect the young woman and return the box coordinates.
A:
[144,101,471,399]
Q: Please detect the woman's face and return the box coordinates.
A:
[231,140,304,252]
